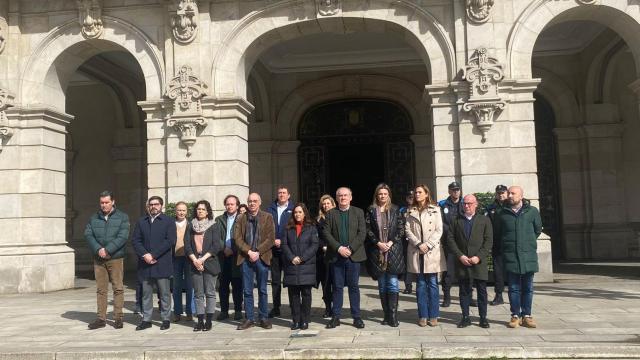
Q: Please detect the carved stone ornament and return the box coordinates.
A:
[0,17,7,54]
[0,88,15,153]
[165,65,208,156]
[576,0,597,4]
[462,48,506,142]
[317,0,341,16]
[77,0,103,39]
[466,0,495,24]
[171,0,198,44]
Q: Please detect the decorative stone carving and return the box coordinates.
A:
[317,0,341,16]
[0,88,15,153]
[462,48,506,142]
[0,17,7,54]
[165,65,208,156]
[77,0,103,39]
[576,0,597,4]
[466,0,495,24]
[171,0,198,44]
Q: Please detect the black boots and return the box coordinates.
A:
[380,293,390,325]
[490,293,504,305]
[441,289,451,307]
[388,292,399,327]
[194,315,205,332]
[380,292,399,327]
[204,313,213,331]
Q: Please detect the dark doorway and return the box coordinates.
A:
[327,144,385,210]
[298,99,415,214]
[534,93,562,261]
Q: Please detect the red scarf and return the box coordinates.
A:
[295,223,303,237]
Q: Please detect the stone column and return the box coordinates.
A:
[424,83,460,200]
[580,109,632,259]
[140,96,253,216]
[272,140,300,199]
[0,105,75,293]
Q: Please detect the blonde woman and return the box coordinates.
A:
[405,185,445,327]
[365,183,405,327]
[316,194,336,318]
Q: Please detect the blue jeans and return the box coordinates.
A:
[507,272,534,317]
[377,273,399,293]
[242,259,269,321]
[331,257,361,318]
[416,273,439,319]
[172,256,195,315]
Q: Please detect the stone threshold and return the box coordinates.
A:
[4,344,640,360]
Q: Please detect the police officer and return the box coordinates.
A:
[485,184,509,305]
[438,182,464,307]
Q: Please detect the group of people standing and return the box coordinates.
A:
[83,180,542,332]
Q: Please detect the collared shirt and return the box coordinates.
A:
[277,202,288,223]
[150,213,161,223]
[225,212,237,248]
[462,214,475,240]
[511,204,523,215]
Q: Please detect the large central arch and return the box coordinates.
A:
[211,0,455,98]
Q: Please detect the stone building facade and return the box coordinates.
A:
[1,0,639,293]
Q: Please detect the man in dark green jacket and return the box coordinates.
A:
[322,187,366,329]
[84,190,130,330]
[494,186,542,329]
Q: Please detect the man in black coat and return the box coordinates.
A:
[322,187,367,329]
[438,181,465,307]
[132,196,177,331]
[446,194,493,328]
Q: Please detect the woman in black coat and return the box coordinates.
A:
[184,201,223,331]
[365,183,406,327]
[316,194,336,318]
[282,203,319,330]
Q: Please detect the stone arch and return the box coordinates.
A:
[212,0,455,98]
[507,1,640,79]
[275,75,428,140]
[20,16,165,111]
[533,67,581,128]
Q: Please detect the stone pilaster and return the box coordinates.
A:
[140,96,252,216]
[0,107,75,293]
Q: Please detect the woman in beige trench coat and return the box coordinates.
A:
[405,184,445,327]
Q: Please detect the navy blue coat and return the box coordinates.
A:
[267,200,294,256]
[132,213,177,279]
[282,225,319,287]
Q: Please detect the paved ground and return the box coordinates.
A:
[1,262,640,359]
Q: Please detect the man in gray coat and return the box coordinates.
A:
[446,194,493,328]
[84,190,130,330]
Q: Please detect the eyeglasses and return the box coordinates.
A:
[148,202,161,207]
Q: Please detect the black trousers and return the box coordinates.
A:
[492,253,505,294]
[219,256,243,313]
[459,278,487,319]
[271,254,283,308]
[288,285,312,323]
[318,256,333,308]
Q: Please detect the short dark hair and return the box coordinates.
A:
[148,195,164,206]
[99,190,114,200]
[223,194,240,206]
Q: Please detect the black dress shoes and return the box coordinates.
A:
[160,321,170,330]
[259,319,273,329]
[268,307,280,318]
[322,307,332,319]
[326,316,340,328]
[216,312,229,321]
[136,321,152,331]
[490,294,504,306]
[457,317,472,328]
[290,322,300,330]
[479,318,490,328]
[353,317,365,329]
[234,311,243,321]
[299,322,309,330]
